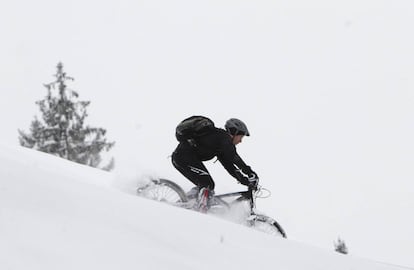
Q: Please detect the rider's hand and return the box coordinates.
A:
[248,180,258,190]
[239,176,255,187]
[247,173,259,190]
[248,172,259,181]
[238,171,259,188]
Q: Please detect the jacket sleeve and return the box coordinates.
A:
[233,153,254,175]
[217,139,252,183]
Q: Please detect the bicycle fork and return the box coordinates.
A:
[246,189,257,227]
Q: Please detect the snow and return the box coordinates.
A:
[0,144,410,270]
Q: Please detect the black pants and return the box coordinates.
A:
[171,142,215,190]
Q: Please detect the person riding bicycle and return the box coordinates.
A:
[172,117,259,211]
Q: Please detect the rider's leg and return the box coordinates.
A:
[197,187,213,213]
[171,143,215,190]
[172,145,215,212]
[172,157,215,210]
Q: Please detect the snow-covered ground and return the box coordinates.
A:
[0,144,410,270]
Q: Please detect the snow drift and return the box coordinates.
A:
[0,144,407,270]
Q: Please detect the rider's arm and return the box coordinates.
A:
[217,140,250,184]
[233,153,254,175]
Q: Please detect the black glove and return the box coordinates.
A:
[236,170,259,186]
[247,173,259,189]
[248,172,259,181]
[238,172,259,189]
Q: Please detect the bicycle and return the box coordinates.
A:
[136,178,287,238]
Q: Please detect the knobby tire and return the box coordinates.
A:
[137,178,188,204]
[252,214,287,238]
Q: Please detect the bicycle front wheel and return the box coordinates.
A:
[137,178,188,204]
[251,214,287,238]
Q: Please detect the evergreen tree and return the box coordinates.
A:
[334,237,349,255]
[19,62,115,171]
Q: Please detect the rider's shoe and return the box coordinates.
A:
[196,187,214,213]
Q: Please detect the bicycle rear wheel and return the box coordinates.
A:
[251,214,287,238]
[137,178,188,204]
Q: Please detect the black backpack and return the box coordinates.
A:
[175,116,215,142]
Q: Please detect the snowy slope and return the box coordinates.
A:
[0,145,409,270]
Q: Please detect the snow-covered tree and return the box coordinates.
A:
[334,237,349,255]
[19,62,115,171]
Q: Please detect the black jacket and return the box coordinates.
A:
[188,128,254,183]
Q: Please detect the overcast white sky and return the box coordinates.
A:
[1,0,413,267]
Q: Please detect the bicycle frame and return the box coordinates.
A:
[214,187,257,215]
[137,179,287,238]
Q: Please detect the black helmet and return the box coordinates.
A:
[225,118,250,136]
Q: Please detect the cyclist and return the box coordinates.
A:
[171,118,259,211]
